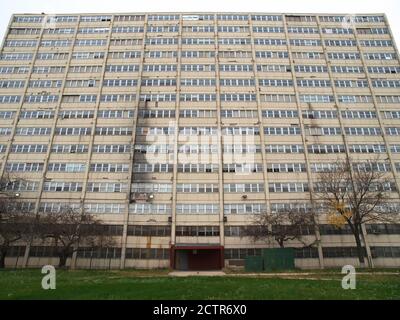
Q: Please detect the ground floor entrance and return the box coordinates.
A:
[170,245,224,270]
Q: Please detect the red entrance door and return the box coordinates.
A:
[187,249,221,270]
[171,246,224,270]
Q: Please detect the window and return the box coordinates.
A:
[181,64,213,72]
[146,38,178,45]
[129,204,171,214]
[125,248,169,260]
[96,127,132,136]
[147,26,177,33]
[127,225,170,237]
[305,126,341,136]
[345,127,381,136]
[0,96,21,103]
[47,163,86,173]
[0,111,16,118]
[80,15,111,22]
[349,144,386,153]
[386,127,400,136]
[11,144,47,153]
[0,67,29,74]
[75,39,107,46]
[297,80,331,88]
[180,110,215,118]
[65,80,97,88]
[302,110,337,119]
[224,204,266,215]
[90,163,129,173]
[0,53,33,61]
[328,52,360,60]
[178,144,217,154]
[43,182,83,192]
[222,110,258,118]
[140,94,176,102]
[181,78,215,86]
[341,111,376,119]
[85,204,125,214]
[254,26,284,33]
[131,183,172,193]
[176,203,219,214]
[259,79,293,87]
[224,183,264,193]
[142,78,176,86]
[58,110,94,119]
[98,110,134,119]
[112,26,144,33]
[223,163,262,173]
[176,184,218,193]
[56,127,91,135]
[61,95,97,103]
[137,127,174,135]
[224,145,261,153]
[51,144,88,154]
[16,127,51,136]
[41,40,71,47]
[179,127,217,135]
[133,163,173,173]
[6,162,43,172]
[266,163,306,173]
[105,64,139,72]
[178,164,218,173]
[0,81,25,89]
[20,111,54,119]
[308,144,345,154]
[264,127,301,135]
[269,182,309,193]
[109,51,140,59]
[24,95,58,103]
[29,80,62,88]
[254,39,287,46]
[220,94,256,102]
[182,38,214,45]
[222,127,259,135]
[290,39,321,46]
[265,145,304,153]
[93,144,130,153]
[87,182,128,193]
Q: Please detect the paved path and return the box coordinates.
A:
[168,271,399,277]
[168,271,226,277]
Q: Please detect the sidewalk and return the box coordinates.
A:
[168,271,226,277]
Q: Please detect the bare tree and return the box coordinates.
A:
[37,206,115,268]
[315,158,400,267]
[0,175,35,268]
[243,205,317,248]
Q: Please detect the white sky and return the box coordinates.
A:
[1,0,400,45]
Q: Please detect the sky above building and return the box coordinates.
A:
[1,0,400,45]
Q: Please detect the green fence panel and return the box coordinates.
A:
[262,248,295,271]
[244,255,264,272]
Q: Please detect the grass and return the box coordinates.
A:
[0,269,399,300]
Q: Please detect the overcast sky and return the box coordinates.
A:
[1,0,400,45]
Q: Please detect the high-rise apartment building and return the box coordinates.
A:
[1,12,400,270]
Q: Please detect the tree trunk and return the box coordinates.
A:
[0,251,5,269]
[58,254,68,268]
[0,246,8,269]
[353,225,366,267]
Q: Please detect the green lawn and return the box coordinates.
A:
[0,269,399,300]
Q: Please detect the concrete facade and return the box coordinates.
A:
[1,12,400,269]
